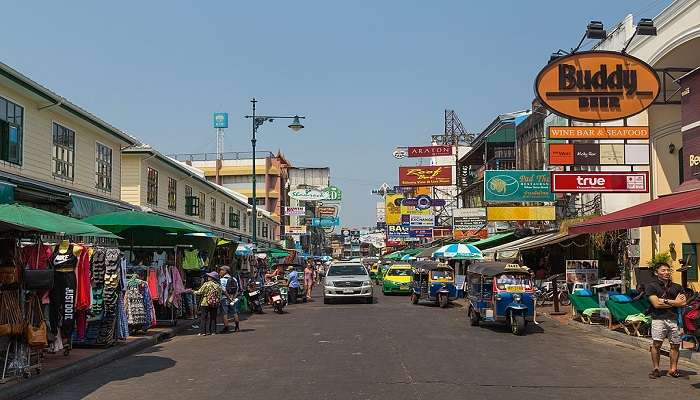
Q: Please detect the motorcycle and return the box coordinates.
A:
[246,281,264,314]
[266,281,287,314]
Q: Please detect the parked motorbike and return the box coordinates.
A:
[266,281,287,314]
[246,281,264,314]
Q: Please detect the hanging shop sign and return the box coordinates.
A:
[548,143,649,166]
[401,195,446,210]
[409,228,433,238]
[393,148,408,159]
[407,145,453,157]
[386,224,410,240]
[487,206,556,221]
[484,170,555,202]
[399,166,453,187]
[284,206,306,216]
[323,185,343,201]
[534,51,660,122]
[289,187,326,201]
[565,260,599,285]
[549,126,649,140]
[310,217,340,227]
[452,208,487,230]
[287,225,307,234]
[551,171,649,193]
[318,205,338,217]
[385,193,404,225]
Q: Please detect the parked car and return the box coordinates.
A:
[323,262,374,304]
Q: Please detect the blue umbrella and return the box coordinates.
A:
[400,254,416,261]
[433,243,482,259]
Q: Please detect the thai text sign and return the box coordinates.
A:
[551,171,649,193]
[484,170,555,202]
[549,126,649,140]
[284,206,306,216]
[535,51,660,122]
[487,206,556,221]
[452,208,487,230]
[407,145,453,157]
[549,143,648,165]
[399,166,453,187]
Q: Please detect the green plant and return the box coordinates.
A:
[646,252,672,268]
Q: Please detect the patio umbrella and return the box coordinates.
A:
[0,203,120,238]
[433,243,483,259]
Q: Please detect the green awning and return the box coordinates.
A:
[0,203,120,238]
[468,232,516,250]
[268,249,290,258]
[83,211,211,235]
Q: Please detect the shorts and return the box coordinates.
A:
[651,319,681,345]
[219,298,230,315]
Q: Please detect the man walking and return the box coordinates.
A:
[287,266,300,304]
[219,266,234,333]
[645,262,686,378]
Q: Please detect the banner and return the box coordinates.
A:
[487,206,556,221]
[551,171,649,193]
[385,193,404,225]
[407,145,452,157]
[284,206,306,216]
[484,170,555,202]
[399,166,453,187]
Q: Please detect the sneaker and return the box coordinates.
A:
[197,333,204,336]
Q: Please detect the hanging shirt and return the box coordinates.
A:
[22,244,52,269]
[75,246,93,311]
[153,251,167,268]
[182,249,201,270]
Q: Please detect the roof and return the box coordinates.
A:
[468,261,530,277]
[0,61,138,146]
[568,189,700,235]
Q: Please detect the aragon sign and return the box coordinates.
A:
[535,51,660,122]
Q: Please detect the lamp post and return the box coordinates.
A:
[245,98,305,248]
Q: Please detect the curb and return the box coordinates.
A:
[560,317,700,368]
[0,321,193,400]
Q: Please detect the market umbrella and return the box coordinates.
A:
[433,243,483,260]
[83,210,211,235]
[0,203,120,238]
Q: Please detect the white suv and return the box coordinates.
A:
[323,263,374,304]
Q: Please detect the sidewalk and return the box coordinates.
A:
[0,321,194,400]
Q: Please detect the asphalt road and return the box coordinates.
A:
[28,290,700,400]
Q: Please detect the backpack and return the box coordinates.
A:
[206,285,221,307]
[225,276,239,296]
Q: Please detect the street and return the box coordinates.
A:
[28,291,700,400]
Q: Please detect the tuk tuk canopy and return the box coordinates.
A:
[467,261,530,277]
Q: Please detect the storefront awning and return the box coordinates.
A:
[468,232,515,250]
[0,203,120,238]
[568,189,700,235]
[482,232,560,260]
[518,232,580,251]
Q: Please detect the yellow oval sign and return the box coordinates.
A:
[534,51,660,122]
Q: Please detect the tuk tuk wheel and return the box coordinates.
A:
[410,293,419,304]
[438,294,448,308]
[468,308,479,326]
[510,312,526,335]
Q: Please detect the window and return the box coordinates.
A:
[210,197,216,223]
[682,243,698,282]
[242,212,247,232]
[167,177,177,211]
[0,96,23,165]
[262,223,268,239]
[52,122,75,180]
[185,185,199,216]
[146,168,158,205]
[220,202,226,225]
[247,197,266,206]
[198,192,206,220]
[95,143,112,191]
[229,206,240,229]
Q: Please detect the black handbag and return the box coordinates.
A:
[23,269,54,290]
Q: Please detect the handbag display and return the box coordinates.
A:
[25,295,47,348]
[0,290,24,337]
[23,269,54,290]
[0,265,20,285]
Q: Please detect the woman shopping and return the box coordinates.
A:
[192,271,223,336]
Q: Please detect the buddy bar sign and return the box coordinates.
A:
[535,51,660,122]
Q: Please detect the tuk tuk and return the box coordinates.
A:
[465,262,534,335]
[369,263,380,284]
[410,261,457,308]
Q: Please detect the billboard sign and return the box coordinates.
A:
[213,112,229,128]
[401,195,446,210]
[323,185,343,201]
[284,206,306,216]
[548,143,647,166]
[409,214,435,227]
[385,193,404,225]
[453,229,488,239]
[310,217,340,227]
[534,51,661,122]
[318,205,338,217]
[289,187,326,201]
[386,224,410,239]
[549,126,649,140]
[551,171,649,193]
[407,145,453,157]
[487,206,556,221]
[287,225,307,234]
[399,166,453,187]
[409,228,433,238]
[484,170,555,202]
[452,208,487,230]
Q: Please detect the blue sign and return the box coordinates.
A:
[213,112,229,128]
[409,228,433,238]
[311,217,340,227]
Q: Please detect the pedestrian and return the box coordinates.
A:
[645,262,686,378]
[192,271,223,336]
[287,266,300,304]
[218,266,238,333]
[304,262,315,301]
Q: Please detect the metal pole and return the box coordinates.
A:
[251,98,258,247]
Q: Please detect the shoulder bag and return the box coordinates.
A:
[25,295,47,347]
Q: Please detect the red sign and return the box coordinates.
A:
[318,206,337,217]
[399,166,453,187]
[385,240,403,247]
[453,229,488,239]
[408,145,453,157]
[551,172,649,193]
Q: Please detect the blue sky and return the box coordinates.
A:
[2,0,671,227]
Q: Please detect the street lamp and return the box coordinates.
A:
[244,98,306,249]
